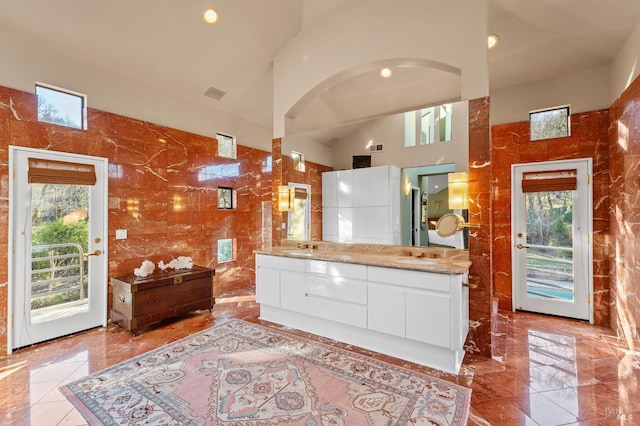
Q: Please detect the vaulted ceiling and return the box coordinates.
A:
[1,0,639,132]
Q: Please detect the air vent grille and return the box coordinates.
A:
[204,86,226,101]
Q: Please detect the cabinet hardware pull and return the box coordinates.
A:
[118,295,125,303]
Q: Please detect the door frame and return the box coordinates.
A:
[7,146,109,353]
[511,158,593,323]
[287,182,311,240]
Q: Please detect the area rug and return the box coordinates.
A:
[61,319,471,425]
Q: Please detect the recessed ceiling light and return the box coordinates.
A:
[488,34,499,50]
[380,68,392,78]
[203,8,219,24]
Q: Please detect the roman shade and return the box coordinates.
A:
[521,169,577,193]
[28,157,96,185]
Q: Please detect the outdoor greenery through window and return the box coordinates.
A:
[218,238,235,263]
[529,105,570,141]
[30,183,89,312]
[36,84,86,130]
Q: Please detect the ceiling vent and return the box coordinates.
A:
[368,144,384,153]
[204,86,226,101]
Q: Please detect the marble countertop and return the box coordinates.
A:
[255,241,471,275]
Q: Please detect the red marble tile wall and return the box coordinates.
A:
[608,75,640,345]
[0,85,272,353]
[271,140,331,245]
[490,109,610,326]
[467,97,494,356]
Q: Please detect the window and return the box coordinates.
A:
[217,238,235,263]
[292,151,305,172]
[420,108,434,145]
[529,106,570,141]
[404,103,453,147]
[217,132,237,159]
[35,84,86,130]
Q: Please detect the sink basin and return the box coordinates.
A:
[394,258,436,265]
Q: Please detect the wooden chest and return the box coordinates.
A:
[110,266,215,334]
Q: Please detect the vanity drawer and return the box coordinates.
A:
[306,275,367,305]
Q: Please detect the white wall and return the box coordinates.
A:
[331,101,469,172]
[0,28,273,151]
[281,136,333,167]
[273,0,488,138]
[610,21,640,103]
[490,66,611,125]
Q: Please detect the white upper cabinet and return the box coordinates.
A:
[322,166,400,244]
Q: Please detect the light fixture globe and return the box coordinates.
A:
[203,8,219,24]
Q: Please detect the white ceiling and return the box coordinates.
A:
[1,0,639,134]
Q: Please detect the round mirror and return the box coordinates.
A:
[435,213,465,237]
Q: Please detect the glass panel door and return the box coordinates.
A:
[11,147,107,350]
[512,159,592,322]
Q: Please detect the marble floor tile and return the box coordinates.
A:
[1,287,638,425]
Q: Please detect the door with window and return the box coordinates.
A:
[287,183,310,240]
[10,147,108,350]
[512,159,592,322]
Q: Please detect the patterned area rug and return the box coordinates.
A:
[61,320,471,425]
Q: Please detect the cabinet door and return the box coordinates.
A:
[368,284,405,337]
[256,268,281,307]
[370,166,390,206]
[322,171,338,207]
[280,272,307,312]
[353,167,372,207]
[337,170,354,207]
[405,289,451,348]
[322,206,338,241]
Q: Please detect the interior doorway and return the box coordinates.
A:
[9,147,108,351]
[287,182,311,240]
[512,159,593,322]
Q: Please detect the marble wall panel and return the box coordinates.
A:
[467,97,493,356]
[490,109,610,326]
[608,74,640,345]
[0,85,272,354]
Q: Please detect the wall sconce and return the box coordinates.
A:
[448,172,469,210]
[278,185,295,212]
[404,181,412,196]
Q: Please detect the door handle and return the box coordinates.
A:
[516,243,529,249]
[84,249,102,257]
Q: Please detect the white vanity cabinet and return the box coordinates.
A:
[256,253,470,373]
[255,255,305,308]
[322,166,400,244]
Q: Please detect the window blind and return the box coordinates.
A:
[521,169,576,193]
[28,157,96,185]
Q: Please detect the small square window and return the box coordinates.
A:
[529,106,570,141]
[217,133,237,159]
[36,84,86,130]
[292,151,305,172]
[217,187,233,209]
[217,238,236,263]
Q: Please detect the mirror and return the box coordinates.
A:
[281,100,469,248]
[435,213,466,237]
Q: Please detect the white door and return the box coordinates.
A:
[512,159,592,322]
[10,147,108,350]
